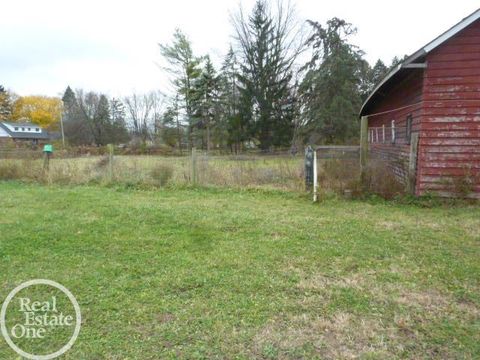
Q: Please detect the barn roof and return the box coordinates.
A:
[360,8,480,117]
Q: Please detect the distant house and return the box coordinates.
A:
[360,8,480,198]
[0,121,51,145]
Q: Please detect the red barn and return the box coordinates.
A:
[360,8,480,198]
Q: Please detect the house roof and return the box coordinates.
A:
[0,122,50,139]
[360,8,480,117]
[2,121,42,128]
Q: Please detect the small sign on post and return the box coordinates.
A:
[43,144,53,171]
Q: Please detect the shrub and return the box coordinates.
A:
[317,159,405,200]
[318,159,361,195]
[150,163,174,186]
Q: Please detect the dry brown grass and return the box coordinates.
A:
[0,154,305,190]
[253,312,392,359]
[260,266,480,359]
[317,159,406,199]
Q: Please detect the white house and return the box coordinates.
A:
[0,121,50,144]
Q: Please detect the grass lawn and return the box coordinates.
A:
[0,182,479,359]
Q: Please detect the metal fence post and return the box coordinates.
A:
[304,146,314,191]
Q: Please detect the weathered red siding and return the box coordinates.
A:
[367,70,424,183]
[419,19,480,198]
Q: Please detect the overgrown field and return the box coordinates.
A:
[0,154,405,198]
[0,155,305,191]
[0,183,479,359]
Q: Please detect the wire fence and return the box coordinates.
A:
[0,147,305,191]
[368,126,408,144]
[0,148,43,159]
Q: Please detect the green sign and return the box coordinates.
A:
[43,144,53,153]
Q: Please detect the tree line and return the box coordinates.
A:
[1,0,404,151]
[155,1,401,151]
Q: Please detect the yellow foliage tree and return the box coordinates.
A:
[12,96,62,129]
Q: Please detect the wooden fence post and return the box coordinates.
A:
[108,144,114,181]
[360,116,368,184]
[313,149,318,202]
[407,133,419,195]
[43,152,50,172]
[191,147,197,185]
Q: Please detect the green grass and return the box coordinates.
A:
[0,182,479,359]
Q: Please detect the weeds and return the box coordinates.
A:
[150,163,174,186]
[362,160,405,200]
[0,155,304,191]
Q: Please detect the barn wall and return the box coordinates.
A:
[367,69,424,184]
[419,19,480,198]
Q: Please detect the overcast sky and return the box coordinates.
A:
[1,0,478,98]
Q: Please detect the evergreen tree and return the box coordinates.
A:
[159,29,202,149]
[62,86,76,114]
[370,59,388,87]
[160,104,183,148]
[62,87,93,145]
[218,47,245,152]
[0,85,12,121]
[233,0,300,150]
[110,98,130,143]
[192,56,220,152]
[300,18,365,144]
[94,95,111,145]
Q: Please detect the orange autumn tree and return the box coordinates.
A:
[12,96,62,129]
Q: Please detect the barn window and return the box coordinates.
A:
[35,128,40,132]
[406,115,413,144]
[14,127,18,131]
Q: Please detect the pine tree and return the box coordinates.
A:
[62,86,78,124]
[218,47,244,152]
[160,104,183,148]
[300,18,365,144]
[94,95,111,145]
[368,59,389,92]
[62,87,92,145]
[159,29,202,150]
[0,85,12,121]
[233,0,299,150]
[192,56,220,152]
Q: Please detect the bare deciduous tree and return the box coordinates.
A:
[124,91,165,143]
